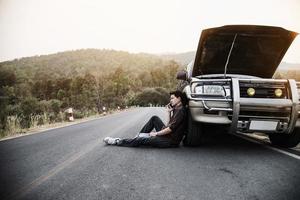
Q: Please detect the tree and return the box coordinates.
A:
[0,67,16,86]
[17,97,42,128]
[0,68,16,131]
[134,87,169,106]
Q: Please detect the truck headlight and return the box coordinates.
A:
[195,85,225,96]
[247,88,255,97]
[274,88,283,97]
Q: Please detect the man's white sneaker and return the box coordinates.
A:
[103,137,120,145]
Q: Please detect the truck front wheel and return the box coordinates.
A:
[269,127,300,148]
[183,111,203,146]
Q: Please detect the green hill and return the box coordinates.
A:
[0,49,174,80]
[0,49,183,137]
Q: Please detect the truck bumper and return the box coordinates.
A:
[186,78,300,134]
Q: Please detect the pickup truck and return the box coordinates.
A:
[176,25,300,148]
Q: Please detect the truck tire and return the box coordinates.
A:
[269,127,300,148]
[183,111,203,146]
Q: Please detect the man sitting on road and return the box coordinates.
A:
[103,91,187,148]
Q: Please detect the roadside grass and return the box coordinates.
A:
[0,108,131,140]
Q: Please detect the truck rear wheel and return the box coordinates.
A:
[183,111,203,146]
[269,127,300,148]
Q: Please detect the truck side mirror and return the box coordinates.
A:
[176,70,187,81]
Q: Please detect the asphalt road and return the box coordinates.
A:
[0,107,300,200]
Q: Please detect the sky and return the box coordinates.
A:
[0,0,300,62]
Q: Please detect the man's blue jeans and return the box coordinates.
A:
[117,116,177,148]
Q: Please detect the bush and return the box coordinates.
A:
[134,87,169,106]
[37,116,44,126]
[17,97,42,128]
[39,100,50,113]
[49,99,62,115]
[73,110,84,119]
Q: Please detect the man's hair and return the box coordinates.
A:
[170,90,187,106]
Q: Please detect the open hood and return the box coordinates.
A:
[192,25,298,78]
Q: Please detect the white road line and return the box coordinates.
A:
[234,133,300,160]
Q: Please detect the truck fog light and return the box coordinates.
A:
[247,88,255,96]
[274,88,283,97]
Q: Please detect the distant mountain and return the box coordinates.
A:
[0,49,171,79]
[1,49,298,81]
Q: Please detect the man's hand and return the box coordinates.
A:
[149,127,172,137]
[149,132,157,137]
[166,103,174,113]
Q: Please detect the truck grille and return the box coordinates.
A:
[238,110,290,121]
[228,110,290,121]
[239,81,288,99]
